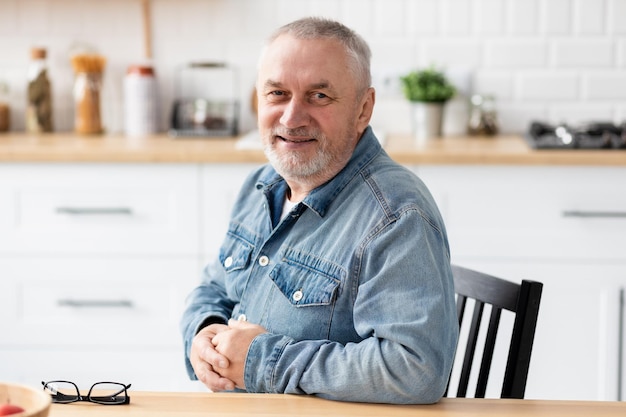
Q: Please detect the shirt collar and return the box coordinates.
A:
[255,126,383,217]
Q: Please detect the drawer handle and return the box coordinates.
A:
[57,299,135,308]
[562,210,626,218]
[56,207,133,215]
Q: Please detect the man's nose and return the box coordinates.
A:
[279,98,310,128]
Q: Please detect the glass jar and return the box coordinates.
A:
[26,47,53,133]
[73,71,102,134]
[468,94,498,136]
[0,80,9,132]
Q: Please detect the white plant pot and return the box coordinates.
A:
[411,102,444,143]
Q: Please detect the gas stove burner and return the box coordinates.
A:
[526,121,626,149]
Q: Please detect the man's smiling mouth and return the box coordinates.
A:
[278,135,315,143]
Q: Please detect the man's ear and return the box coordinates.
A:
[356,87,376,133]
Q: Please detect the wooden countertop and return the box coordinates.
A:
[1,132,626,165]
[47,391,626,417]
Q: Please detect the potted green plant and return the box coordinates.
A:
[400,66,456,142]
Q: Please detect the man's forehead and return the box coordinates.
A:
[258,35,351,92]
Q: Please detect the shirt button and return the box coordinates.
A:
[237,314,247,322]
[258,255,269,267]
[223,256,233,268]
[292,290,303,302]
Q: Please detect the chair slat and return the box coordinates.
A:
[475,306,502,398]
[457,300,484,397]
[501,280,543,398]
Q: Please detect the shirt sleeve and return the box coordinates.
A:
[180,260,236,379]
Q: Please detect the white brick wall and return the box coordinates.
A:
[0,0,624,135]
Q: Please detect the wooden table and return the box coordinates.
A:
[47,391,626,417]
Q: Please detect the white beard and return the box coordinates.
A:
[262,127,334,182]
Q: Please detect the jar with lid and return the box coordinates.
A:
[468,94,498,136]
[26,47,53,132]
[124,64,158,137]
[70,54,106,134]
[73,71,103,134]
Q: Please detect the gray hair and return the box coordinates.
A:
[264,17,372,94]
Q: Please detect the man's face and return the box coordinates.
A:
[256,34,373,185]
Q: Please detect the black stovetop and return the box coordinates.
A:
[526,121,626,149]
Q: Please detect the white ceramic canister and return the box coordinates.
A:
[124,64,157,137]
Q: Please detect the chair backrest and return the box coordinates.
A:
[446,264,543,399]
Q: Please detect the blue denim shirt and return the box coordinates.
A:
[180,127,458,404]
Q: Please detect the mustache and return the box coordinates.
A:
[271,127,322,139]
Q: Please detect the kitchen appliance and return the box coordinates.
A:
[170,99,238,137]
[526,121,626,149]
[169,62,239,137]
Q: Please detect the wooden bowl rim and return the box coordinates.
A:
[0,381,51,417]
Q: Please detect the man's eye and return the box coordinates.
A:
[310,92,333,103]
[265,91,287,103]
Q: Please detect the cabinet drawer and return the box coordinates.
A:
[0,257,198,347]
[416,166,626,260]
[0,163,199,255]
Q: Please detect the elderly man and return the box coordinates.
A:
[180,17,458,404]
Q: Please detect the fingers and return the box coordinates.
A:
[196,325,231,367]
[210,320,268,389]
[190,324,236,391]
[192,320,268,391]
[192,356,236,392]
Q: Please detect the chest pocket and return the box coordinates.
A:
[269,250,344,307]
[219,224,256,273]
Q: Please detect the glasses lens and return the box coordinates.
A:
[88,382,128,405]
[44,381,79,403]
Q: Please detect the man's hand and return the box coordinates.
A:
[211,319,268,389]
[190,323,236,391]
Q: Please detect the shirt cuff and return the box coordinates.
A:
[195,315,228,334]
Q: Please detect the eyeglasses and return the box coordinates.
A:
[41,380,131,405]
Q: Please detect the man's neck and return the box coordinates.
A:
[285,185,309,204]
[284,167,340,203]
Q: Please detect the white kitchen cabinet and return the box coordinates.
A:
[0,161,264,391]
[415,165,626,401]
[0,257,203,391]
[0,163,203,391]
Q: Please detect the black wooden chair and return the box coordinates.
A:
[446,264,543,399]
